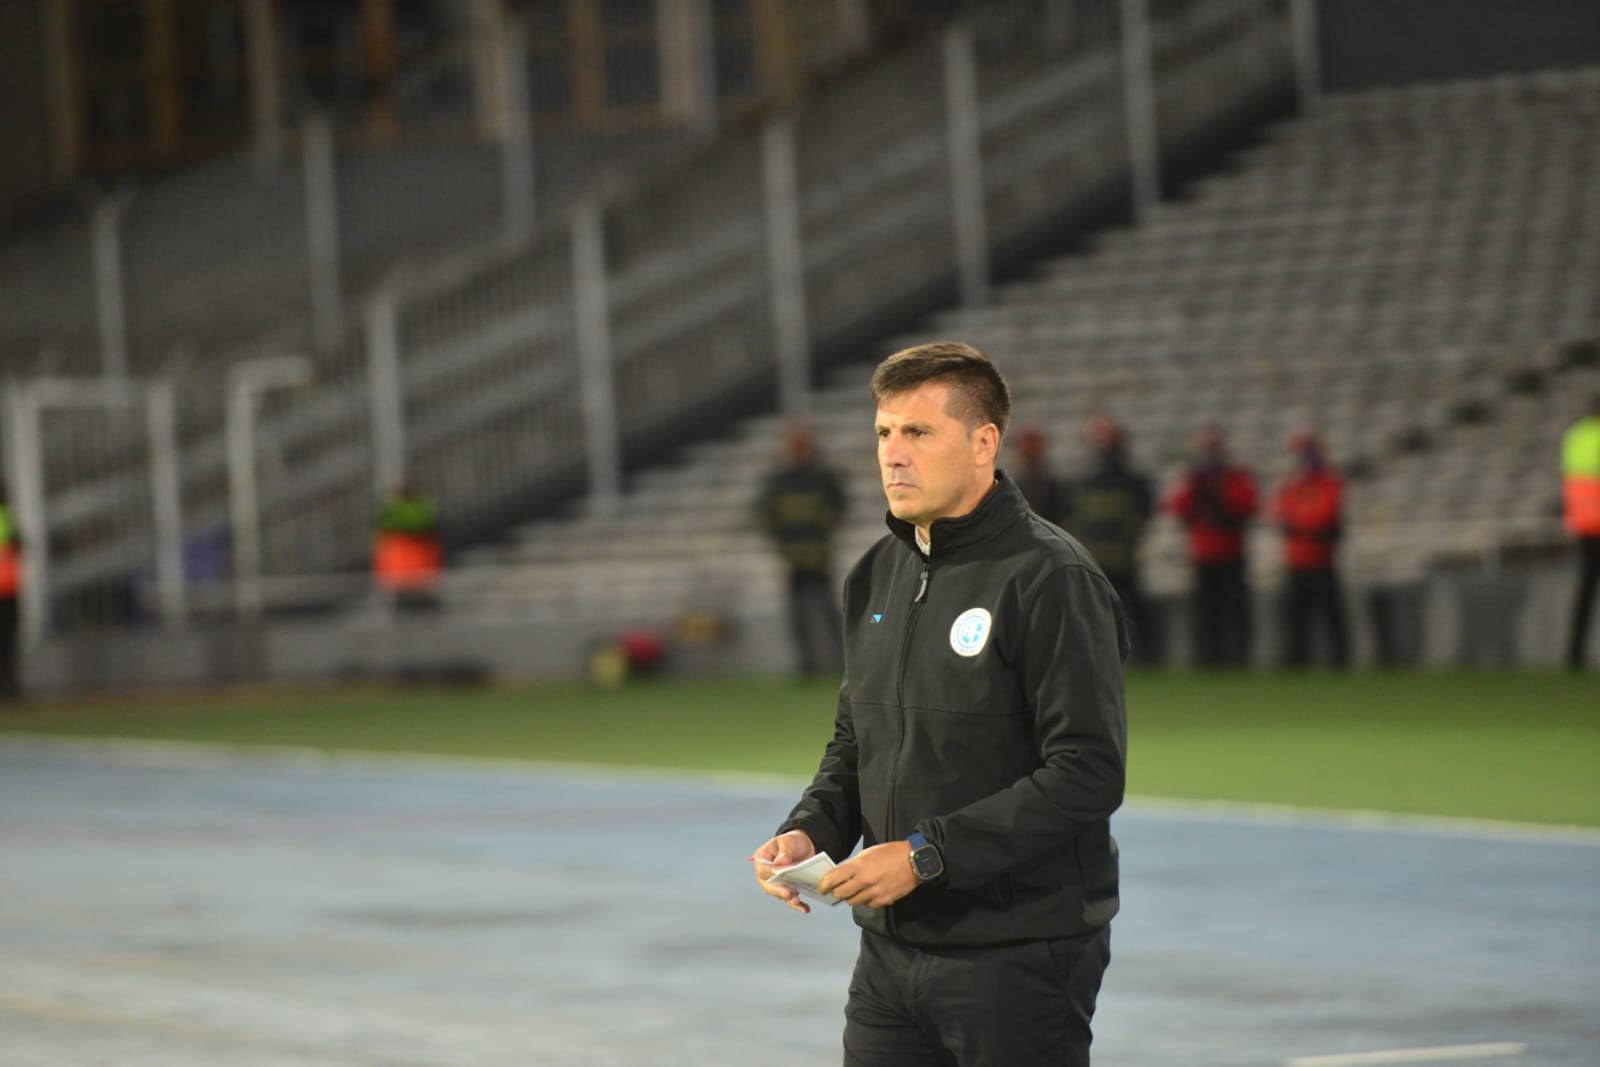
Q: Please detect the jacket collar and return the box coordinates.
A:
[885,470,1029,555]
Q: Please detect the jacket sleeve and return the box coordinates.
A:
[776,681,863,862]
[753,474,777,535]
[921,564,1129,889]
[826,469,848,529]
[1166,477,1193,522]
[1228,471,1259,520]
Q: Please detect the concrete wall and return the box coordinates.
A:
[21,605,796,696]
[1318,0,1600,91]
[18,556,1600,698]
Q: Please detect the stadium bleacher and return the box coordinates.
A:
[444,66,1600,631]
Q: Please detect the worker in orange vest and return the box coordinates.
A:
[0,488,21,699]
[1563,394,1600,670]
[1273,430,1348,668]
[373,481,442,615]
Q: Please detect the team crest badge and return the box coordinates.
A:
[949,608,992,657]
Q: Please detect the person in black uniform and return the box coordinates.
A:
[756,422,849,677]
[1011,424,1069,526]
[749,342,1129,1067]
[1065,414,1156,665]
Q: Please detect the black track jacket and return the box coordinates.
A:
[777,472,1129,947]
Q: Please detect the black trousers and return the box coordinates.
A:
[1192,559,1251,667]
[1569,536,1600,670]
[843,926,1111,1067]
[1282,565,1349,668]
[0,596,17,700]
[788,570,842,677]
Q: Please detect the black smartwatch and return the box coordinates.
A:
[907,830,945,883]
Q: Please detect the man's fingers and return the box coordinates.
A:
[760,879,810,914]
[817,864,853,896]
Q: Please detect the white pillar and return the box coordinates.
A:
[302,113,346,354]
[90,194,131,380]
[836,0,871,54]
[365,283,407,497]
[1118,0,1160,223]
[226,379,262,618]
[469,0,509,138]
[762,115,810,416]
[942,24,990,309]
[144,379,186,626]
[243,0,284,162]
[227,356,314,619]
[499,10,536,243]
[1290,0,1322,110]
[3,386,47,644]
[571,199,621,517]
[658,0,719,139]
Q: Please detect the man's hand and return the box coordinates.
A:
[751,830,817,914]
[816,841,919,909]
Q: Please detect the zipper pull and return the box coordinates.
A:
[915,562,929,603]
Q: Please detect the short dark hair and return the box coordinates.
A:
[870,341,1011,435]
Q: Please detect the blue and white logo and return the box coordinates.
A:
[871,613,883,624]
[949,607,992,657]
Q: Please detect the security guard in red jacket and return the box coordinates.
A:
[1273,431,1348,668]
[1166,424,1258,666]
[0,492,22,699]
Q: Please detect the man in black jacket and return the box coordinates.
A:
[755,422,849,677]
[749,342,1129,1067]
[1066,414,1156,665]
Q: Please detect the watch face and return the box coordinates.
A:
[911,846,943,881]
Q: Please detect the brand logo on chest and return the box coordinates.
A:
[949,607,992,657]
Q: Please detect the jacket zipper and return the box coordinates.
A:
[885,554,929,937]
[894,556,930,732]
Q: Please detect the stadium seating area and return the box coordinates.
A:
[20,0,1292,617]
[446,67,1600,624]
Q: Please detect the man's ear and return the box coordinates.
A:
[973,424,1001,466]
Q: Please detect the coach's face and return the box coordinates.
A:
[876,382,999,535]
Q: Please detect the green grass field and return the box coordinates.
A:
[3,672,1596,827]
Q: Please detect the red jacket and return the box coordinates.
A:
[0,544,18,597]
[1167,465,1257,564]
[1274,466,1343,570]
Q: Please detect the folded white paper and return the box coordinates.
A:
[764,852,847,906]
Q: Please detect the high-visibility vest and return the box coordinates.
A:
[0,506,18,597]
[0,547,18,597]
[1563,415,1600,537]
[374,531,441,591]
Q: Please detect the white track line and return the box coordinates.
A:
[1126,795,1600,847]
[5,733,1600,847]
[1285,1042,1526,1066]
